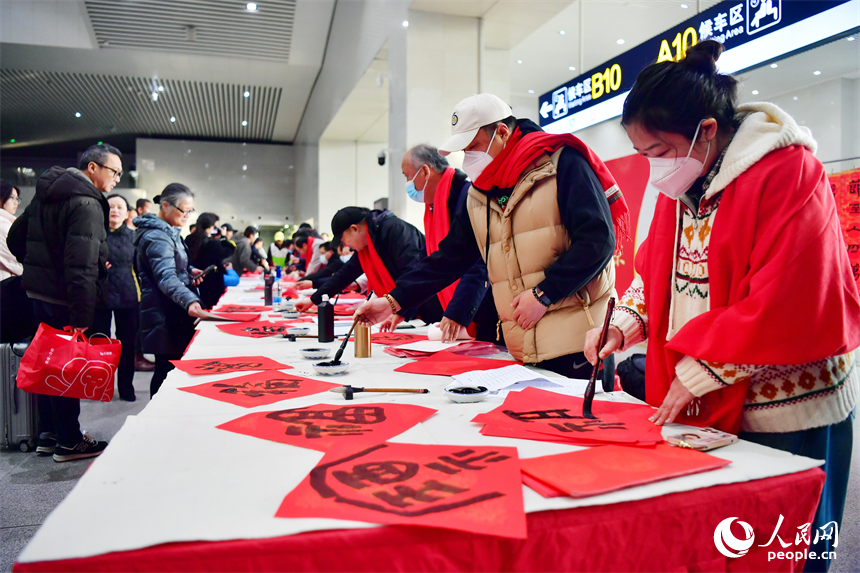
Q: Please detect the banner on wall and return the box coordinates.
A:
[830,168,860,286]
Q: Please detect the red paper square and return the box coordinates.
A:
[276,442,526,539]
[209,313,262,322]
[473,388,663,446]
[217,403,437,452]
[214,305,272,313]
[394,351,519,376]
[520,442,730,498]
[178,371,338,407]
[216,321,294,338]
[170,356,292,375]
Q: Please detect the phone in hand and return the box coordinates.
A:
[197,264,218,279]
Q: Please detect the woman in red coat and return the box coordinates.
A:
[585,41,859,571]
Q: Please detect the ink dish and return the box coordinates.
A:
[313,361,349,375]
[443,386,489,403]
[300,348,331,359]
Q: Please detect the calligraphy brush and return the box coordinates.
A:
[582,297,616,420]
[329,385,429,401]
[330,290,373,365]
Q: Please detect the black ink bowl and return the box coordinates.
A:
[443,385,489,403]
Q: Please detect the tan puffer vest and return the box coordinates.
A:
[466,150,615,364]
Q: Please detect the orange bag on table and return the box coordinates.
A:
[16,323,120,402]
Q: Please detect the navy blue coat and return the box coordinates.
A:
[133,214,200,354]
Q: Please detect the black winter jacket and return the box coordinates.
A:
[310,210,443,323]
[7,167,109,327]
[133,214,200,354]
[103,225,138,309]
[192,237,236,309]
[304,253,345,287]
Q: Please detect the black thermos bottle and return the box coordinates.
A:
[264,273,274,306]
[317,295,335,343]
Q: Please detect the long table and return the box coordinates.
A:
[14,283,825,572]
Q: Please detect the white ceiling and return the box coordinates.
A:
[0,0,334,148]
[321,46,390,143]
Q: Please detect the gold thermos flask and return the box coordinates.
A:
[354,325,372,358]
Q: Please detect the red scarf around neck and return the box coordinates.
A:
[474,128,630,254]
[424,167,459,309]
[356,231,396,296]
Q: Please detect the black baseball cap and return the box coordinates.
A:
[331,207,368,246]
[221,223,235,232]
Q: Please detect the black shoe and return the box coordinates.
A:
[36,432,57,455]
[119,393,136,402]
[53,435,108,463]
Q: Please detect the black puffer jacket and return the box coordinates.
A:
[133,214,200,354]
[310,210,442,323]
[103,225,138,309]
[7,167,108,327]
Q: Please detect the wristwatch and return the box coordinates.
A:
[532,286,551,307]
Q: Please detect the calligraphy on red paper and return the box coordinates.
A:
[178,371,338,407]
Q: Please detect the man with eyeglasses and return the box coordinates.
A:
[7,143,121,462]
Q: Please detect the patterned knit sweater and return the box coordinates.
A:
[613,128,858,434]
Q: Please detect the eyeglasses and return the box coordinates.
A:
[169,203,195,216]
[7,196,19,203]
[96,163,123,181]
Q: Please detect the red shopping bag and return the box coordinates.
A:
[17,323,120,402]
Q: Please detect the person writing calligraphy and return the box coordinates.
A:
[356,93,628,382]
[295,207,443,325]
[397,144,497,342]
[582,41,860,570]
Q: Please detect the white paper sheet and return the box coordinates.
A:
[396,339,466,353]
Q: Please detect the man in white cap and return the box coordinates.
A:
[356,93,629,382]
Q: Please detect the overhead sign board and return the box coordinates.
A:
[539,0,859,133]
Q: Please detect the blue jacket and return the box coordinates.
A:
[133,214,199,354]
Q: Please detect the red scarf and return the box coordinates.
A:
[474,129,630,254]
[638,145,860,433]
[424,167,458,309]
[356,231,396,296]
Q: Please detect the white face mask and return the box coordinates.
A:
[647,120,711,200]
[462,126,502,181]
[339,254,352,263]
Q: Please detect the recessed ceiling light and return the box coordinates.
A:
[75,112,81,117]
[559,30,565,35]
[517,59,523,64]
[528,89,535,94]
[617,39,625,45]
[242,165,248,171]
[170,116,176,122]
[770,63,778,68]
[569,66,576,71]
[813,70,821,75]
[246,3,257,11]
[402,20,409,27]
[244,91,250,97]
[752,90,759,95]
[158,86,164,92]
[793,96,799,100]
[681,3,689,8]
[847,36,855,41]
[242,120,248,126]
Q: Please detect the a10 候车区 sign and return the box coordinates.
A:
[538,0,854,132]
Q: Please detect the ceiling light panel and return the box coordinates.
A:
[84,0,295,61]
[0,70,282,148]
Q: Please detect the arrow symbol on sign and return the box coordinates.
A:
[540,101,553,119]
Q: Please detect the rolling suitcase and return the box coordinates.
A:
[1,342,38,452]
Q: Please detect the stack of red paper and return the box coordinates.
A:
[471,387,664,447]
[394,350,520,376]
[384,341,503,360]
[520,442,731,498]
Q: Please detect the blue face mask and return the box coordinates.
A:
[339,254,352,263]
[405,166,428,202]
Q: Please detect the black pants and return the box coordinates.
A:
[151,353,182,398]
[31,299,84,448]
[92,307,138,400]
[537,351,616,391]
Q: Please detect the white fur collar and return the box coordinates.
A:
[705,102,817,199]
